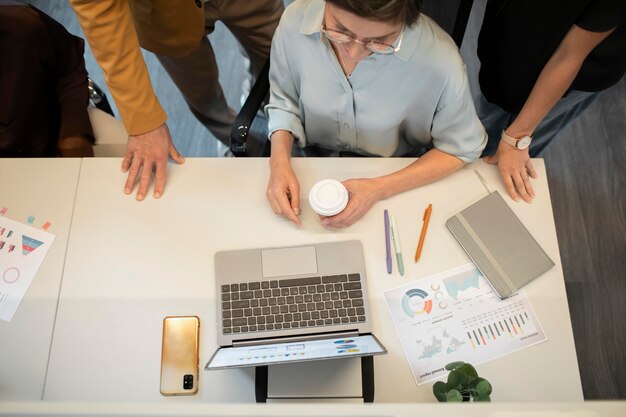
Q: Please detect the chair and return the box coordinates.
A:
[88,107,128,157]
[88,78,115,117]
[229,0,475,157]
[87,78,128,157]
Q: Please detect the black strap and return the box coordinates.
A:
[451,0,474,48]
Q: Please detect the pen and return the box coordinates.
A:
[384,209,392,274]
[390,215,404,276]
[474,169,494,194]
[415,204,432,262]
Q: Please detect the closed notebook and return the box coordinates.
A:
[446,191,554,299]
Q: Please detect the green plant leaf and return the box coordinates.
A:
[446,389,463,402]
[445,361,465,371]
[433,381,449,402]
[470,377,483,388]
[457,363,478,378]
[476,379,493,397]
[447,370,470,388]
[474,394,491,402]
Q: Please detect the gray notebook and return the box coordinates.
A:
[446,191,555,299]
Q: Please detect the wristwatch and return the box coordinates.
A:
[500,130,532,150]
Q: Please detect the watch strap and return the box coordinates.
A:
[501,130,532,149]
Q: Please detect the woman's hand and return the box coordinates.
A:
[321,178,383,228]
[483,141,537,203]
[267,131,301,225]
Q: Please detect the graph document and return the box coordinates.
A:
[0,216,54,321]
[384,264,546,385]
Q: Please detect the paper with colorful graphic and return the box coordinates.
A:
[0,216,55,321]
[384,264,546,385]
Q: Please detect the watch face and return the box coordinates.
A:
[517,136,532,149]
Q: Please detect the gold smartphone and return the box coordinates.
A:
[160,316,200,396]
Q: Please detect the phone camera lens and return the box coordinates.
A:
[183,374,194,390]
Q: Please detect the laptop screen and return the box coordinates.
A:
[205,334,386,370]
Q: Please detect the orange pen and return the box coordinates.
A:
[414,204,432,262]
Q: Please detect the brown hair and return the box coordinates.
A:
[325,0,423,26]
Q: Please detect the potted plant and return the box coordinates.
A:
[433,361,492,402]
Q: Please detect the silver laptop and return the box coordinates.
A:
[205,240,386,370]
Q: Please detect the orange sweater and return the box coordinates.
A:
[69,0,204,136]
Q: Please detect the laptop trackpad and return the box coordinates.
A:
[262,246,318,278]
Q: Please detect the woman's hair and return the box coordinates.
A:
[325,0,423,26]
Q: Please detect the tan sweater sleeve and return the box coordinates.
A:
[69,0,167,136]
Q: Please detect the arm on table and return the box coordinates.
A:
[322,149,464,228]
[264,17,307,225]
[267,130,302,226]
[69,0,184,200]
[484,24,616,203]
[57,135,94,157]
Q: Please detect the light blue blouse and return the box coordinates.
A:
[266,0,486,161]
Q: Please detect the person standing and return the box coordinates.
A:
[476,0,626,202]
[70,0,284,200]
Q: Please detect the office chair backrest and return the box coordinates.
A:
[88,107,127,157]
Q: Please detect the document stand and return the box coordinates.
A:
[254,356,375,403]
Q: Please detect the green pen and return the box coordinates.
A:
[390,215,404,276]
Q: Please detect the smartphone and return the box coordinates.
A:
[160,316,200,396]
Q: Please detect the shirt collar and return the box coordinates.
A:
[299,0,419,61]
[300,0,325,35]
[394,20,419,61]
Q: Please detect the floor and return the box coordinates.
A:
[26,0,625,399]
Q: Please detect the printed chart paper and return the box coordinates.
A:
[384,264,546,385]
[0,216,55,321]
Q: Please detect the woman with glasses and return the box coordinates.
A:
[266,0,486,227]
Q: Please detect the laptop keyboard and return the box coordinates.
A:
[220,273,366,335]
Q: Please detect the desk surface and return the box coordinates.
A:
[39,157,582,403]
[4,401,626,417]
[0,158,82,400]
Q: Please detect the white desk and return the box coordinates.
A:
[0,158,82,400]
[41,157,582,403]
[4,401,626,417]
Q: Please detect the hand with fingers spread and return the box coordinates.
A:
[320,178,383,228]
[483,140,537,203]
[122,123,185,201]
[266,130,301,225]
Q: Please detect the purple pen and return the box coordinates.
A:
[384,209,392,274]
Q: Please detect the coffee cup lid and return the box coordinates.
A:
[309,179,349,216]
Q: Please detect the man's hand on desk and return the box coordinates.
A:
[483,141,537,203]
[321,178,383,228]
[267,157,302,226]
[121,123,185,201]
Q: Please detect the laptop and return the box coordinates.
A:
[205,240,387,370]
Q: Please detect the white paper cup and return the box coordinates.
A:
[308,179,349,217]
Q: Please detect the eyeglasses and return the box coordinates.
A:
[320,24,404,55]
